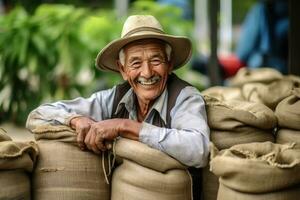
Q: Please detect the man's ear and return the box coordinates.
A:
[117,60,128,81]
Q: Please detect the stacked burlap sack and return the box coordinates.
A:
[201,68,300,200]
[31,125,110,200]
[0,129,38,200]
[111,138,192,200]
[210,142,300,200]
[202,86,244,101]
[275,88,300,148]
[229,67,300,110]
[228,67,283,87]
[202,95,276,200]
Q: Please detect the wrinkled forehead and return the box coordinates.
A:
[123,38,167,53]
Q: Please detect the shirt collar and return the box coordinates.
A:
[115,87,168,124]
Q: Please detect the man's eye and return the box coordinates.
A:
[130,62,141,68]
[150,59,162,66]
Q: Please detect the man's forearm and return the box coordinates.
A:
[118,119,141,140]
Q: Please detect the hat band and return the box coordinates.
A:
[122,27,165,38]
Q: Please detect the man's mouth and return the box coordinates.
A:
[136,76,161,86]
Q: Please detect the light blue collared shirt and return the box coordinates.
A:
[26,85,210,167]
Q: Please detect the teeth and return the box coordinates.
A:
[137,76,160,85]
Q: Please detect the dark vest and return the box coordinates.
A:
[112,73,202,200]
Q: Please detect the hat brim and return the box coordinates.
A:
[95,31,192,72]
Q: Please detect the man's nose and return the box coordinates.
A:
[140,61,153,78]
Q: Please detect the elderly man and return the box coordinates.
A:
[26,15,209,169]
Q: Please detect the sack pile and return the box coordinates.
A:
[242,77,300,110]
[204,95,276,150]
[111,138,192,200]
[202,95,276,200]
[202,67,300,200]
[31,125,110,200]
[228,67,283,86]
[275,88,300,148]
[0,129,38,200]
[202,86,244,101]
[228,68,300,110]
[210,142,300,200]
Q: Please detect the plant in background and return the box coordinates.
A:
[0,5,91,124]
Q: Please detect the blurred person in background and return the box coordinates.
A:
[192,0,288,80]
[232,0,288,74]
[26,15,210,199]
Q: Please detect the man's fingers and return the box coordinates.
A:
[77,129,87,150]
[89,130,101,154]
[84,130,92,151]
[96,133,106,151]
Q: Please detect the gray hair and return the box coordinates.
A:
[119,43,172,66]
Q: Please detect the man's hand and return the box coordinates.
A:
[70,116,95,150]
[84,119,122,154]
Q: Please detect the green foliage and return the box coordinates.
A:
[0,2,199,125]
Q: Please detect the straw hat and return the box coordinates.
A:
[95,15,192,72]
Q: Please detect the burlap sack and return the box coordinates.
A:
[0,128,12,141]
[241,82,265,104]
[32,124,77,142]
[242,79,299,110]
[0,130,38,200]
[111,138,191,200]
[275,88,300,130]
[32,125,110,200]
[33,140,110,200]
[0,170,31,200]
[114,138,186,172]
[203,129,274,200]
[276,129,300,148]
[204,95,277,131]
[217,183,300,200]
[0,139,38,172]
[210,142,300,193]
[285,74,300,84]
[211,127,274,150]
[228,67,283,87]
[202,86,244,101]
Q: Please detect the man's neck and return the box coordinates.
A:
[137,99,154,122]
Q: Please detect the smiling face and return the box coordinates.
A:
[118,39,173,105]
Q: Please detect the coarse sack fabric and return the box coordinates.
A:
[0,130,38,200]
[32,125,110,200]
[203,128,274,200]
[275,88,300,130]
[0,170,31,200]
[228,67,283,87]
[0,129,12,141]
[242,78,299,110]
[210,142,300,193]
[210,127,274,150]
[111,138,191,200]
[217,183,300,200]
[32,124,77,142]
[276,129,300,149]
[114,138,186,172]
[111,160,192,200]
[204,95,277,130]
[202,86,244,101]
